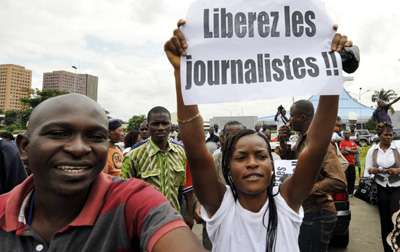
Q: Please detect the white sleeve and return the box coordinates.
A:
[364,147,375,177]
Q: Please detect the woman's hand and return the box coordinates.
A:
[386,168,400,176]
[368,167,380,175]
[164,19,188,70]
[331,25,352,52]
[193,201,205,224]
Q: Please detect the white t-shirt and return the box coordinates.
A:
[201,186,303,252]
[275,115,288,132]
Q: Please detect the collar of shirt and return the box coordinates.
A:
[147,138,180,157]
[374,142,398,151]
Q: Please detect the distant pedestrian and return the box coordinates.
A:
[372,97,400,125]
[0,132,15,144]
[138,120,149,140]
[340,130,359,195]
[103,119,124,177]
[0,139,27,194]
[122,130,142,156]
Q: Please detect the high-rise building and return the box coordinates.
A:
[0,64,32,112]
[80,74,98,102]
[43,71,98,101]
[43,71,86,95]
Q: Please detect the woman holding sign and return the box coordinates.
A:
[165,20,348,252]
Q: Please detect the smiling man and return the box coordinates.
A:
[0,94,205,252]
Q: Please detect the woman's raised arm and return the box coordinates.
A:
[164,20,226,216]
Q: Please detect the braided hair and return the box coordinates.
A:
[221,129,278,252]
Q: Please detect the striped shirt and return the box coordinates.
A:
[0,174,186,252]
[121,138,186,211]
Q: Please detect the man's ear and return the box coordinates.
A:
[16,134,30,162]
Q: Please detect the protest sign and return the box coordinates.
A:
[274,160,297,186]
[180,0,343,105]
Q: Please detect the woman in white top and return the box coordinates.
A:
[164,20,349,252]
[364,122,400,252]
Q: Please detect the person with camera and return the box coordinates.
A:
[275,105,289,139]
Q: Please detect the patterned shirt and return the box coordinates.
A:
[121,138,186,211]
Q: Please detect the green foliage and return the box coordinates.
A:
[4,124,17,133]
[365,118,376,131]
[5,110,18,126]
[371,88,398,114]
[127,115,146,131]
[20,88,69,110]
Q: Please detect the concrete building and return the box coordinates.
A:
[43,71,86,95]
[0,64,32,112]
[210,116,258,131]
[79,74,98,102]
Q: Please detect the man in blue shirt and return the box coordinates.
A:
[372,97,400,125]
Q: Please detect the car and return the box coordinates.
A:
[273,162,351,248]
[372,128,400,143]
[330,190,351,247]
[355,129,373,146]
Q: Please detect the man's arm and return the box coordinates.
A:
[153,227,207,252]
[183,190,194,229]
[274,111,279,121]
[121,153,138,178]
[310,145,347,196]
[276,124,297,160]
[388,97,400,107]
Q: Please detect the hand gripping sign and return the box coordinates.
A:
[180,0,343,105]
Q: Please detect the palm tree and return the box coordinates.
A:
[371,88,398,114]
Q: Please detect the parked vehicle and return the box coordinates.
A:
[274,169,351,248]
[330,190,351,247]
[355,129,373,146]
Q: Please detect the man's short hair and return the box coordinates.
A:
[0,132,14,141]
[292,100,314,118]
[223,121,244,132]
[147,106,171,122]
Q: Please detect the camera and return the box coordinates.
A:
[278,105,284,112]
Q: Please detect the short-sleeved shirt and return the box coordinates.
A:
[201,186,303,252]
[339,140,358,165]
[372,104,392,124]
[103,146,124,177]
[0,173,186,252]
[121,138,186,211]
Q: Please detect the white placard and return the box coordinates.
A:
[180,0,343,105]
[274,160,297,186]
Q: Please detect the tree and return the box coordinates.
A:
[4,110,18,126]
[365,118,376,132]
[20,88,69,110]
[371,88,398,114]
[127,115,146,131]
[16,88,69,129]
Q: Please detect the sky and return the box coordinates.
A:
[1,0,400,122]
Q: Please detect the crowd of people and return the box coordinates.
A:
[0,17,399,252]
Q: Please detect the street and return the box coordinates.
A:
[329,196,382,252]
[192,196,384,251]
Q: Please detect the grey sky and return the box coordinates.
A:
[1,0,399,121]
